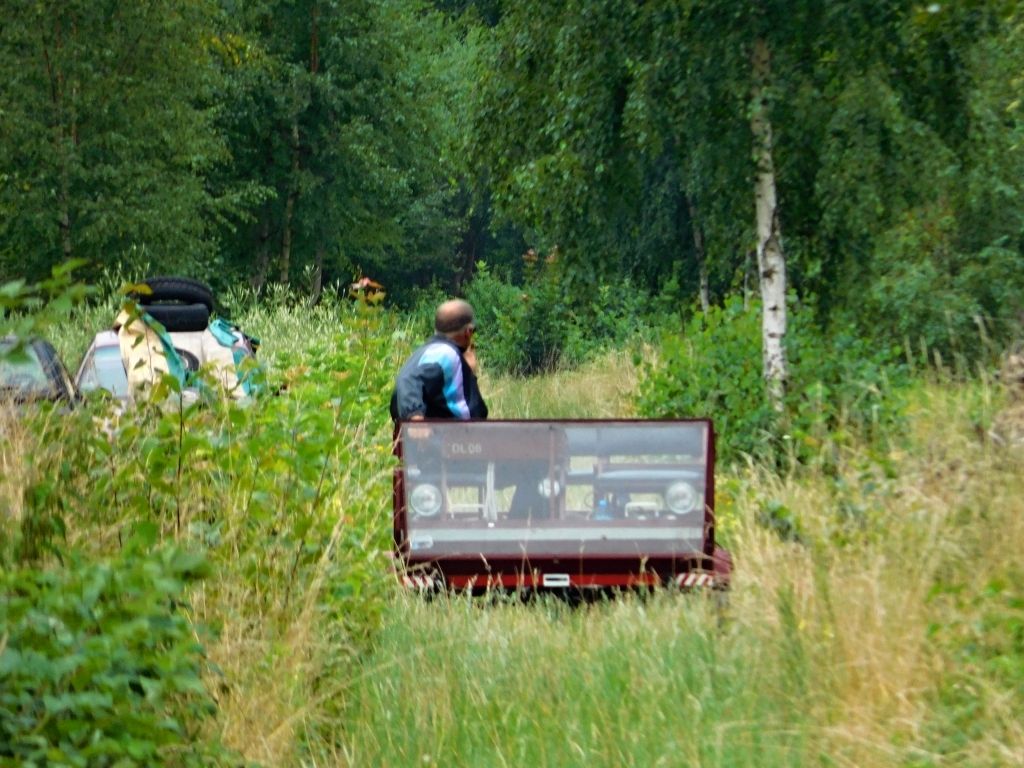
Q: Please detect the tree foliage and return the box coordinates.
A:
[210,0,464,295]
[0,0,230,281]
[469,0,1024,355]
[0,0,1021,347]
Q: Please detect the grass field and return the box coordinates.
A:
[312,366,1022,768]
[4,300,1023,767]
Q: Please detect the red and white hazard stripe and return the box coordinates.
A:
[401,574,436,590]
[676,572,714,588]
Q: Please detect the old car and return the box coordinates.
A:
[393,418,731,593]
[0,336,76,405]
[75,277,260,402]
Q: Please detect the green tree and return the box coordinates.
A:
[0,0,231,281]
[469,1,644,279]
[810,2,1024,353]
[471,1,795,396]
[211,0,463,301]
[472,0,1024,387]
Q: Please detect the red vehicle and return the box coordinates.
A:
[393,419,732,593]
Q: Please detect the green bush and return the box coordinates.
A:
[637,296,773,463]
[784,318,906,462]
[636,295,906,465]
[464,261,559,375]
[865,204,1023,363]
[567,280,654,359]
[2,294,402,767]
[0,542,239,767]
[465,260,655,376]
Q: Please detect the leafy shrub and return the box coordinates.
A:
[0,261,93,338]
[865,204,1023,364]
[3,293,403,761]
[637,296,773,463]
[566,280,653,361]
[402,281,451,332]
[636,295,906,465]
[1,262,95,371]
[465,259,655,376]
[465,261,554,375]
[58,301,398,645]
[784,318,907,462]
[0,541,239,767]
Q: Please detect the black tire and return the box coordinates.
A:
[143,302,210,333]
[174,348,201,372]
[134,276,215,311]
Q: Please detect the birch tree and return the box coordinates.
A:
[750,36,787,410]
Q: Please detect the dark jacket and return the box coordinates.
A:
[390,334,488,422]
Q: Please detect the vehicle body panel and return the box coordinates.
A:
[393,419,730,592]
[0,336,76,404]
[74,330,129,399]
[75,326,257,402]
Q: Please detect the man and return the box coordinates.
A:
[391,299,549,519]
[390,299,488,422]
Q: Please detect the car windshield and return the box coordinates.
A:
[397,420,711,558]
[0,342,54,397]
[78,345,129,398]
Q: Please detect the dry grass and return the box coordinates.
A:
[188,417,394,767]
[333,375,1024,767]
[483,347,640,419]
[0,405,31,521]
[6,331,1023,766]
[192,561,325,765]
[721,378,1024,765]
[0,402,79,538]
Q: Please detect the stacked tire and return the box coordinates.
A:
[132,277,214,333]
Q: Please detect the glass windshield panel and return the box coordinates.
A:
[78,346,128,397]
[0,344,52,396]
[399,421,710,558]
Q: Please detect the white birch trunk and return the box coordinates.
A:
[750,37,788,412]
[686,195,710,314]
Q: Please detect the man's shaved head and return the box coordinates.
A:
[435,299,475,335]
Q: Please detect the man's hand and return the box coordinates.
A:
[463,345,479,374]
[406,414,431,439]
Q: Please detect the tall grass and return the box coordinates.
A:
[2,297,409,766]
[327,373,1024,767]
[5,297,1023,767]
[190,434,384,766]
[484,347,640,419]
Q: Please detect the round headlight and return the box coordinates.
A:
[665,481,699,514]
[410,483,443,517]
[537,477,561,499]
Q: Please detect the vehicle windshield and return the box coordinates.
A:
[78,345,129,398]
[0,342,54,398]
[397,420,711,558]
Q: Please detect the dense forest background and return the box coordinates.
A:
[3,0,1023,362]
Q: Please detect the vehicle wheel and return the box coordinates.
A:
[174,348,201,372]
[143,302,211,332]
[134,276,215,311]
